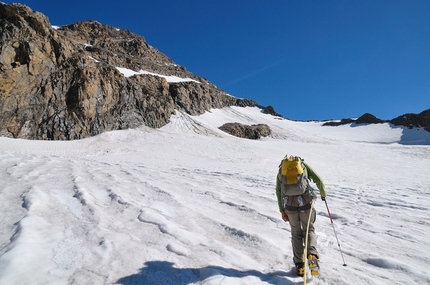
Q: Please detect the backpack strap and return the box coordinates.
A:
[284,203,312,211]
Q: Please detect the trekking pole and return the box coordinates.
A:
[324,199,347,266]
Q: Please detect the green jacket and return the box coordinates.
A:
[276,162,326,212]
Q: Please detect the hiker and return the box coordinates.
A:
[275,155,327,277]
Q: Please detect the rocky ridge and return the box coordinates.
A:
[0,3,264,140]
[322,110,430,132]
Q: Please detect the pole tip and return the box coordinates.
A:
[343,264,347,266]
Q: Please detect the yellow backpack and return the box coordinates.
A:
[280,156,308,196]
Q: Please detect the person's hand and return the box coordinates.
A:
[281,211,289,222]
[321,196,326,201]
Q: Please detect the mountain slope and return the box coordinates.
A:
[0,3,258,140]
[1,107,429,285]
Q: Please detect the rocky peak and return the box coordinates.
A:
[355,113,384,124]
[0,3,52,37]
[59,20,191,79]
[0,3,261,140]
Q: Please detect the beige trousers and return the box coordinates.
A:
[285,207,318,264]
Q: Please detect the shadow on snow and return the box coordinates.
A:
[349,123,430,145]
[116,261,303,285]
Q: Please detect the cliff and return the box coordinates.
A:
[0,3,260,140]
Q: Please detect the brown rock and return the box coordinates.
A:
[219,123,271,139]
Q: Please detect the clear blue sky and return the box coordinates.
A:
[8,0,430,120]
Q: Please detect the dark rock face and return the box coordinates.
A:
[0,3,266,140]
[261,105,283,117]
[219,123,271,139]
[169,82,257,116]
[390,109,430,132]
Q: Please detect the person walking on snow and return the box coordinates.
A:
[275,155,326,277]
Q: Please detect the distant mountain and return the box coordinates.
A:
[322,110,430,132]
[0,3,267,140]
[0,3,428,140]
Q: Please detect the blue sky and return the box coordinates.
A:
[9,0,430,120]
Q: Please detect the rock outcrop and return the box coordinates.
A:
[219,123,271,140]
[0,3,264,140]
[390,109,430,132]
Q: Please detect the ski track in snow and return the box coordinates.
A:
[1,107,430,285]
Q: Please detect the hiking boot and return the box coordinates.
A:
[295,262,304,277]
[307,254,320,276]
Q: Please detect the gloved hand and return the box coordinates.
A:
[321,196,326,201]
[281,211,289,222]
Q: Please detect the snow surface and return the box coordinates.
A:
[1,106,429,285]
[115,67,200,83]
